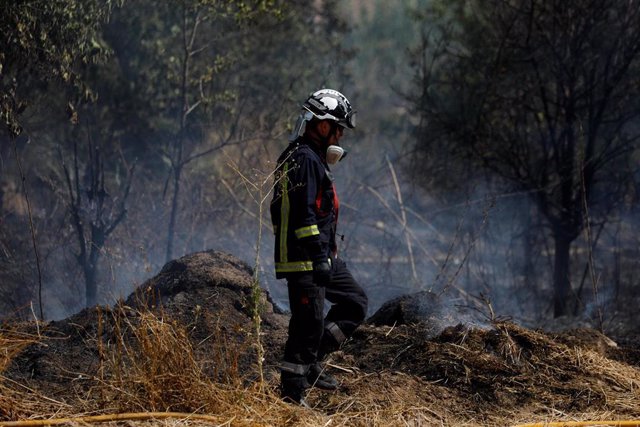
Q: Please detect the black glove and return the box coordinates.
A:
[312,259,331,285]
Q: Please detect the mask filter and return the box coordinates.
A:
[326,145,345,165]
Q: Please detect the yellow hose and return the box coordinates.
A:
[513,421,640,427]
[0,412,233,426]
[2,414,638,427]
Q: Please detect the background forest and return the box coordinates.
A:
[2,0,639,334]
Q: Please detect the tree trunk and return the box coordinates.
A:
[84,227,104,307]
[85,263,97,308]
[552,230,572,317]
[166,166,181,262]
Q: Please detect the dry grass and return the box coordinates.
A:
[0,324,68,420]
[1,308,466,426]
[86,306,335,426]
[2,311,640,426]
[0,327,35,373]
[0,307,299,425]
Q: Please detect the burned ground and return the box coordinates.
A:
[2,250,640,426]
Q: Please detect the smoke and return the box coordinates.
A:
[3,122,635,332]
[3,133,638,330]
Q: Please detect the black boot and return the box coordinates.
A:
[307,363,338,390]
[317,322,344,362]
[281,371,311,407]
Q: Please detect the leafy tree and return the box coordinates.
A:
[0,0,119,137]
[0,0,121,317]
[346,0,427,136]
[99,0,349,262]
[409,0,640,317]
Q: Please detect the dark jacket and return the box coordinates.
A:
[270,137,338,278]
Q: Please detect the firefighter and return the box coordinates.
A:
[270,89,368,405]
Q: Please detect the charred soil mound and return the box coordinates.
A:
[4,251,289,411]
[336,321,640,423]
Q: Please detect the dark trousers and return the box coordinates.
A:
[283,257,368,366]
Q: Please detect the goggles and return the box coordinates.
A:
[338,109,357,129]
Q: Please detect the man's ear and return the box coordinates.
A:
[317,120,331,137]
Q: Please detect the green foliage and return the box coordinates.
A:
[92,0,350,160]
[0,0,120,137]
[347,0,428,137]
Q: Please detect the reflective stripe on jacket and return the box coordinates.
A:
[270,138,338,278]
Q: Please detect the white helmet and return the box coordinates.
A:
[290,89,356,141]
[302,89,356,129]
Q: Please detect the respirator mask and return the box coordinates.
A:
[326,145,347,165]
